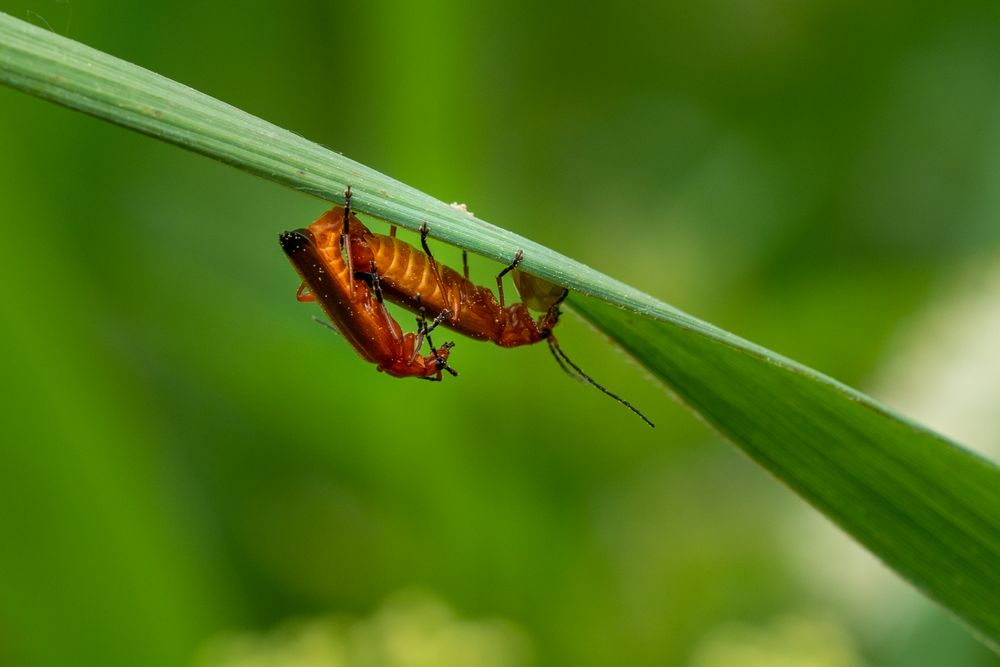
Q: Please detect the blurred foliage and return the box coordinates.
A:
[197,590,533,667]
[1,1,999,666]
[687,614,862,667]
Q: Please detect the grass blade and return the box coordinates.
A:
[570,295,1000,649]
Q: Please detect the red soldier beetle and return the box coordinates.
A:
[326,189,654,427]
[279,205,458,381]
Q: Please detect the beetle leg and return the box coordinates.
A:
[352,260,384,304]
[341,186,355,298]
[422,308,451,336]
[296,281,316,302]
[419,222,434,258]
[419,223,447,295]
[438,341,458,377]
[422,315,457,376]
[538,288,570,334]
[368,259,383,303]
[411,293,429,362]
[495,250,524,309]
[411,294,449,358]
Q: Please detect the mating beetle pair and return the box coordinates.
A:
[279,189,652,427]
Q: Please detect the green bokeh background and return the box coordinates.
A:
[2,1,999,665]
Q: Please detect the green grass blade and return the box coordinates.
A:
[570,295,1000,649]
[2,12,998,650]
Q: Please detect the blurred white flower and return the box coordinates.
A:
[874,259,1000,460]
[196,590,533,667]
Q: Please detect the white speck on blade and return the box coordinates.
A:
[449,202,475,216]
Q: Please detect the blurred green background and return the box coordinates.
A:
[2,1,1000,665]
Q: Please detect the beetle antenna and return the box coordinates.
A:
[546,338,587,384]
[547,337,654,428]
[311,316,341,337]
